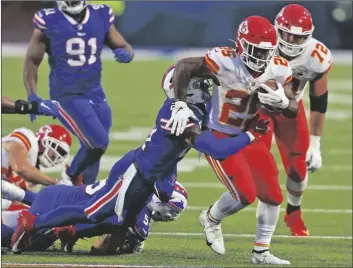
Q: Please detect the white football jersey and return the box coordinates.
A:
[277,38,333,101]
[205,47,292,135]
[1,128,39,180]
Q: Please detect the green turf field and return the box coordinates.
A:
[2,57,352,267]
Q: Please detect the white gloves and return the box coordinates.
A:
[258,82,290,110]
[57,177,73,186]
[165,101,197,136]
[306,135,322,173]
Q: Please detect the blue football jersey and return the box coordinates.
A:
[32,4,115,100]
[134,99,206,181]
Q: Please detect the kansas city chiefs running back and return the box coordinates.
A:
[166,16,298,265]
[269,4,333,236]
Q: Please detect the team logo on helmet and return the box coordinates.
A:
[239,20,249,34]
[37,125,53,135]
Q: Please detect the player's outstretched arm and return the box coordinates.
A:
[183,115,269,160]
[23,29,46,97]
[106,25,134,63]
[1,96,42,115]
[3,141,57,185]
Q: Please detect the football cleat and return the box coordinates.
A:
[62,164,83,186]
[284,210,309,236]
[199,209,225,255]
[251,251,291,265]
[11,210,36,253]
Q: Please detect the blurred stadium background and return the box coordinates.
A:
[2,1,352,267]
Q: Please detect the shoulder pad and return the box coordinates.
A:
[269,56,293,85]
[7,128,36,152]
[205,47,237,75]
[33,8,58,31]
[89,4,115,31]
[306,38,333,74]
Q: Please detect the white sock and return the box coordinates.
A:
[254,200,280,252]
[286,173,308,206]
[209,191,246,222]
[1,180,25,202]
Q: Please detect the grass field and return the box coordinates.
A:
[1,57,352,267]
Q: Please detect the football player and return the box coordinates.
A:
[264,4,332,236]
[3,172,187,254]
[11,67,269,253]
[2,124,72,209]
[165,16,298,264]
[25,1,134,185]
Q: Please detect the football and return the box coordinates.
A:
[257,79,282,112]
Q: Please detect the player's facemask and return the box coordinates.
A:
[186,78,212,104]
[277,28,312,57]
[38,136,70,168]
[57,1,88,15]
[239,40,277,72]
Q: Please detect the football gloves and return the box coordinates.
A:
[258,82,290,110]
[165,101,198,136]
[246,114,270,140]
[27,93,43,122]
[113,48,133,63]
[306,135,322,173]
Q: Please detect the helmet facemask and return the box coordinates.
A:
[186,77,212,104]
[57,1,87,15]
[239,39,276,72]
[276,24,314,57]
[38,136,70,168]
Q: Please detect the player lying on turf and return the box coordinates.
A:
[2,124,73,209]
[264,4,332,236]
[25,1,134,185]
[8,149,187,254]
[11,68,270,253]
[1,96,58,116]
[165,16,299,265]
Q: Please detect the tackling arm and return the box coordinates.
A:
[23,29,46,96]
[1,96,41,115]
[3,141,57,185]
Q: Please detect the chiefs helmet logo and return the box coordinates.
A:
[239,21,249,34]
[38,125,53,135]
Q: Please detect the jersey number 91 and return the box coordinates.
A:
[66,37,97,67]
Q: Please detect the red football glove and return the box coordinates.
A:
[246,114,270,140]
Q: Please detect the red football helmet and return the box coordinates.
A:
[236,16,278,72]
[275,4,314,57]
[35,124,72,168]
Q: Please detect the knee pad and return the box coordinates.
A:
[238,190,257,205]
[287,157,307,183]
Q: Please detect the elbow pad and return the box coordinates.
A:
[310,91,328,113]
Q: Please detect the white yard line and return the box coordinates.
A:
[181,182,352,191]
[186,206,352,214]
[1,264,192,268]
[150,232,352,240]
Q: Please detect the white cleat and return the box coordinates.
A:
[199,210,225,255]
[250,251,291,265]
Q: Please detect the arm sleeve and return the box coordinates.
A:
[193,131,251,160]
[32,10,48,32]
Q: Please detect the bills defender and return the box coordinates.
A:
[262,4,333,236]
[25,1,134,185]
[4,161,187,255]
[2,125,72,209]
[165,16,299,264]
[12,68,269,252]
